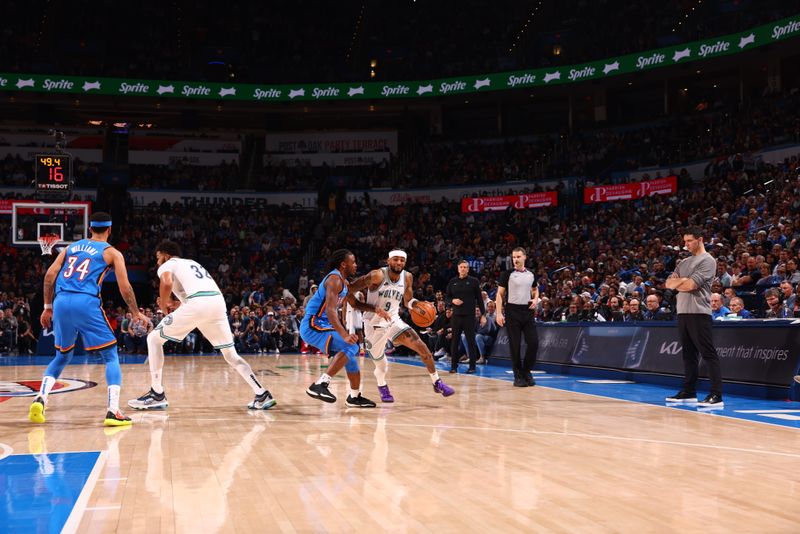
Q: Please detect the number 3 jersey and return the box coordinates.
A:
[56,239,112,297]
[156,257,222,303]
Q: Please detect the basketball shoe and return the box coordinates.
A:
[104,410,133,427]
[665,390,697,403]
[433,379,454,397]
[28,396,46,424]
[128,388,169,410]
[248,390,277,410]
[345,394,377,408]
[306,382,336,403]
[377,385,394,402]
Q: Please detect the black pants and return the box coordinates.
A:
[677,314,722,396]
[450,314,478,371]
[506,304,538,378]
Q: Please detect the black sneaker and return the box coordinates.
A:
[665,390,697,403]
[524,374,535,387]
[697,394,724,408]
[306,382,336,403]
[127,388,168,410]
[513,377,528,387]
[345,394,376,408]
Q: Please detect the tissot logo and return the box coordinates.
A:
[0,378,97,402]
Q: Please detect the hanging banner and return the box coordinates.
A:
[0,15,798,102]
[265,131,398,154]
[584,175,677,204]
[127,189,317,209]
[461,192,558,212]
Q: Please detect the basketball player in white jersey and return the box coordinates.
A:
[345,291,366,354]
[128,240,276,411]
[350,249,454,402]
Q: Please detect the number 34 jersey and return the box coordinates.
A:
[55,239,112,297]
[157,258,222,303]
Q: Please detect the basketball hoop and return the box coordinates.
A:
[38,234,60,256]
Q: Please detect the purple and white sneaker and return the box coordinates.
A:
[433,379,455,397]
[378,384,395,403]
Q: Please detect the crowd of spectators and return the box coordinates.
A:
[1,144,799,355]
[4,92,795,194]
[0,2,794,84]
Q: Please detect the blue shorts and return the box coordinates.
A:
[53,292,117,353]
[300,320,358,358]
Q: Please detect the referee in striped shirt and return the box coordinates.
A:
[495,247,539,387]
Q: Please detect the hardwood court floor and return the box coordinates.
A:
[1,354,799,533]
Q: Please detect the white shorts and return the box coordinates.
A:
[155,295,234,349]
[363,316,413,360]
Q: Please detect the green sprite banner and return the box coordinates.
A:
[1,15,798,103]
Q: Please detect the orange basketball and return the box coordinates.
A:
[410,301,436,327]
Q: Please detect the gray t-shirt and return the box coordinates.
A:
[674,252,716,314]
[499,269,535,305]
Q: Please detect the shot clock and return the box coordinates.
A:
[34,153,73,198]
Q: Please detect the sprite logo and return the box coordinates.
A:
[568,66,596,81]
[253,88,281,99]
[43,79,74,91]
[635,52,666,69]
[312,87,340,99]
[439,81,466,94]
[119,82,150,94]
[382,85,410,97]
[772,20,800,39]
[698,40,730,57]
[507,73,536,87]
[182,85,210,96]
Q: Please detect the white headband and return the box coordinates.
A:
[388,250,407,260]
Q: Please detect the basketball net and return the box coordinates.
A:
[38,234,60,256]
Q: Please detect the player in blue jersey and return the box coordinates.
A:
[29,212,143,427]
[303,249,391,407]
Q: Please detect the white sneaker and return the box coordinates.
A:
[128,389,169,410]
[248,390,277,410]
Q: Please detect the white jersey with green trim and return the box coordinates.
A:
[157,257,222,304]
[365,267,405,323]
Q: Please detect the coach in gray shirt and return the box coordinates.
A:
[496,247,538,387]
[665,226,723,407]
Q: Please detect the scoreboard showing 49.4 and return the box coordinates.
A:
[35,154,72,193]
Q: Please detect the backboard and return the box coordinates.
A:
[11,201,91,247]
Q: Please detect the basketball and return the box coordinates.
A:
[410,301,436,327]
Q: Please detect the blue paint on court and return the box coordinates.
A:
[0,451,101,534]
[0,354,146,367]
[391,356,800,430]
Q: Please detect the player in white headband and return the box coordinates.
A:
[347,249,454,402]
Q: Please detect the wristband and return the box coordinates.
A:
[408,298,419,309]
[43,304,52,310]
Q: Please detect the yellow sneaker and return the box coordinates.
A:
[103,410,133,427]
[28,397,46,424]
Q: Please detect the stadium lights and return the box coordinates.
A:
[672,0,702,33]
[509,1,543,53]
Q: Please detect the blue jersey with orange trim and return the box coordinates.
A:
[302,269,348,331]
[55,239,112,297]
